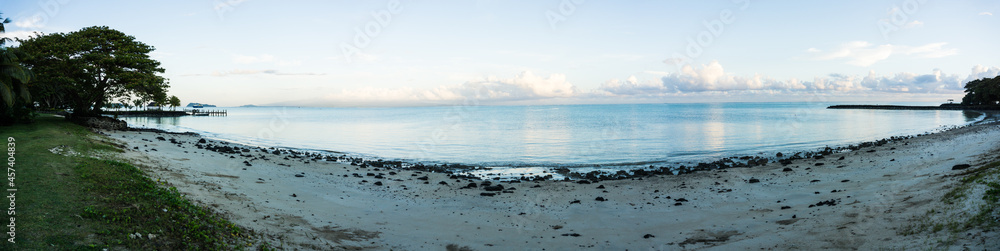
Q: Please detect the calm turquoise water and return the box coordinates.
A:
[120,102,984,171]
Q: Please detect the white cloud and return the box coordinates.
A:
[662,57,687,65]
[597,62,998,96]
[809,41,957,66]
[599,75,672,96]
[0,30,40,42]
[13,15,44,28]
[898,42,958,58]
[312,71,578,106]
[278,64,1000,106]
[964,65,1000,84]
[904,20,923,28]
[468,71,577,99]
[666,61,799,92]
[233,54,274,64]
[979,12,993,16]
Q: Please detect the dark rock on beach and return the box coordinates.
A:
[483,185,505,191]
[808,199,839,208]
[952,164,971,170]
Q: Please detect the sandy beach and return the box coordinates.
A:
[98,122,1000,250]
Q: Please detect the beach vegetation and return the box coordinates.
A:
[16,26,169,118]
[901,160,1000,238]
[961,76,1000,106]
[1,115,261,249]
[0,13,35,125]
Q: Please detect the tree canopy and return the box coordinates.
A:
[961,76,1000,106]
[168,95,181,111]
[18,26,168,118]
[0,13,34,125]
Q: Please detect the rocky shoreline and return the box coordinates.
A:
[120,120,980,184]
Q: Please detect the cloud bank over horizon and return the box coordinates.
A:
[279,62,1000,107]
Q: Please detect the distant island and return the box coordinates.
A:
[239,104,258,107]
[186,102,217,108]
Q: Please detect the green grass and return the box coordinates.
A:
[900,160,1000,238]
[0,115,260,250]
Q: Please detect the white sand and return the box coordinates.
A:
[101,123,1000,250]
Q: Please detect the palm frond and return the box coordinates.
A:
[17,83,30,103]
[0,81,13,107]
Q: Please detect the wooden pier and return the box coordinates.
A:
[186,109,227,116]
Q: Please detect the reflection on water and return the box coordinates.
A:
[702,104,726,151]
[963,110,984,121]
[120,103,981,168]
[122,116,180,126]
[521,107,572,162]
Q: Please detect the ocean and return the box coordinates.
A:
[119,102,985,176]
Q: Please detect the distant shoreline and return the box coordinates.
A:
[828,104,1000,110]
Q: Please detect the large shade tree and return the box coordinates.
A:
[0,13,34,125]
[961,76,1000,106]
[18,26,168,118]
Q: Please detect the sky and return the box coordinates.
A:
[2,0,1000,107]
